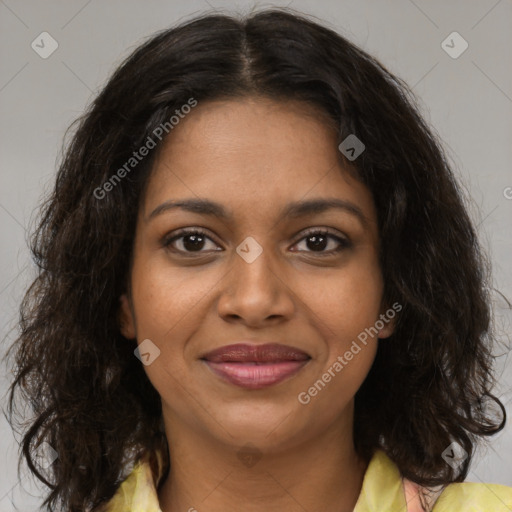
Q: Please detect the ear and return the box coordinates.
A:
[118,293,136,340]
[377,302,401,339]
[377,316,395,339]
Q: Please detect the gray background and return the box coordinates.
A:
[1,0,511,510]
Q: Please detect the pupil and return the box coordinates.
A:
[307,234,327,251]
[184,234,205,251]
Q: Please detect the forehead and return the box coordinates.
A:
[142,96,376,227]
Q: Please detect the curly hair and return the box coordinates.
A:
[3,7,506,512]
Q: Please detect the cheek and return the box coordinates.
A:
[129,260,213,395]
[303,273,381,408]
[300,261,383,341]
[131,258,217,337]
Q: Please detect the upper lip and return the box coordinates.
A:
[201,343,310,363]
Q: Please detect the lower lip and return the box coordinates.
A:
[203,360,309,389]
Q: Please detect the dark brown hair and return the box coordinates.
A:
[4,7,506,511]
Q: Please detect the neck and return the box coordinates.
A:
[157,404,368,512]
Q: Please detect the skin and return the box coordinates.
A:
[119,96,395,512]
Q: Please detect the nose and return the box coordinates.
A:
[216,239,295,327]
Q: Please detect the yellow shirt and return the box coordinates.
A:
[97,448,512,511]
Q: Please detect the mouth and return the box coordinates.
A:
[200,343,311,389]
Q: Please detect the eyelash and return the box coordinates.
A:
[162,227,351,257]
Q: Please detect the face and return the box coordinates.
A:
[119,96,394,452]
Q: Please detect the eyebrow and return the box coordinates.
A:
[146,197,368,226]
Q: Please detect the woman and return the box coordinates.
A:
[5,8,511,512]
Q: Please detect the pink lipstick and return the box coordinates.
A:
[201,343,310,390]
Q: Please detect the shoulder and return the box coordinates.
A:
[92,449,167,512]
[381,449,512,512]
[432,481,512,511]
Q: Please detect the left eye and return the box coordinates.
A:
[291,230,351,256]
[162,229,350,256]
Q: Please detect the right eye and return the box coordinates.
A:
[162,228,222,255]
